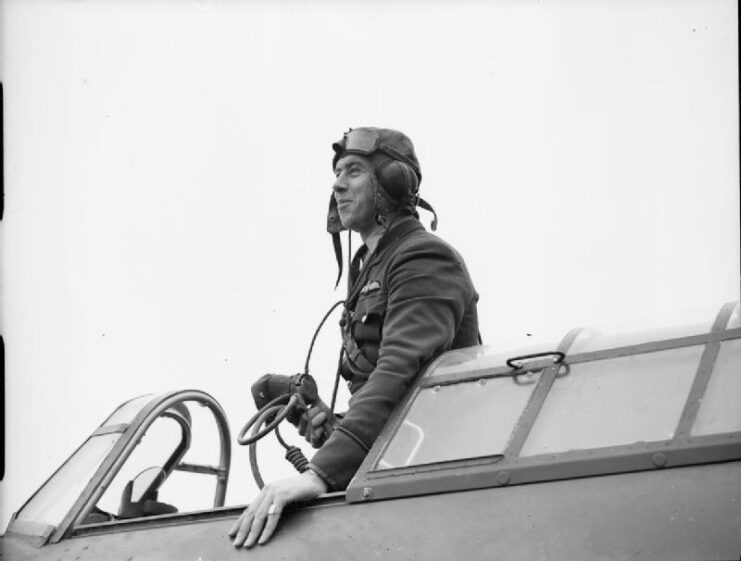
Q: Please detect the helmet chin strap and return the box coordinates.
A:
[332,231,343,288]
[347,230,352,285]
[327,194,346,289]
[417,197,438,231]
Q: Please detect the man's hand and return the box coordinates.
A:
[229,471,328,548]
[297,400,336,448]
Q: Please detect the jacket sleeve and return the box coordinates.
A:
[309,236,475,490]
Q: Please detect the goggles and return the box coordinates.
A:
[341,128,380,153]
[335,128,420,178]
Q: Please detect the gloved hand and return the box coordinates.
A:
[117,480,178,519]
[251,373,316,426]
[297,399,337,448]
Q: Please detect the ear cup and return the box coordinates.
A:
[375,160,419,203]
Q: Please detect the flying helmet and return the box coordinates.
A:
[327,127,438,287]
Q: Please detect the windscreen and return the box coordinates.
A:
[15,434,121,528]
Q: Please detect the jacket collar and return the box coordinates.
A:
[375,216,423,255]
[347,217,423,301]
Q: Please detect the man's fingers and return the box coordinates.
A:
[228,517,239,538]
[229,506,251,537]
[243,517,265,548]
[258,502,283,545]
[310,411,327,427]
[244,501,276,548]
[309,426,325,447]
[230,508,255,547]
[297,414,308,436]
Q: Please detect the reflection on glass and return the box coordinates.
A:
[692,339,741,436]
[425,342,559,379]
[16,434,120,527]
[103,394,157,426]
[377,376,538,469]
[568,323,710,354]
[520,346,703,456]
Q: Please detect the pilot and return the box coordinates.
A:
[230,127,479,548]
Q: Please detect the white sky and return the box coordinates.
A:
[1,0,738,531]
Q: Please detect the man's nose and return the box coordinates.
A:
[332,176,347,193]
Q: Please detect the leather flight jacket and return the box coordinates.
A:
[309,217,479,490]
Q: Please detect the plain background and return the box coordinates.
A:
[1,0,738,531]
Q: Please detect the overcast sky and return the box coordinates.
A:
[1,0,738,531]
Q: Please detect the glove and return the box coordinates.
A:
[251,373,320,426]
[297,399,337,448]
[117,480,178,519]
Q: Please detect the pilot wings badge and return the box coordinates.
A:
[359,280,381,295]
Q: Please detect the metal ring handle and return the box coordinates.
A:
[506,351,565,370]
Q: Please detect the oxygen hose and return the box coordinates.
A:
[237,393,301,446]
[239,299,346,489]
[303,300,346,377]
[305,299,347,413]
[247,404,287,489]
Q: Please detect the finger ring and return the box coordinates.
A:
[267,504,278,516]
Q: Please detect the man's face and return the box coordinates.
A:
[333,154,377,237]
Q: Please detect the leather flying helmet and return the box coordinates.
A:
[327,127,438,287]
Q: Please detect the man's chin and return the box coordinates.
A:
[337,212,353,230]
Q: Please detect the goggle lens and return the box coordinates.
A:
[342,129,380,154]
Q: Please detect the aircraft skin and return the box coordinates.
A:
[4,462,740,561]
[3,302,740,560]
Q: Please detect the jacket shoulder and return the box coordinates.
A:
[394,226,467,263]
